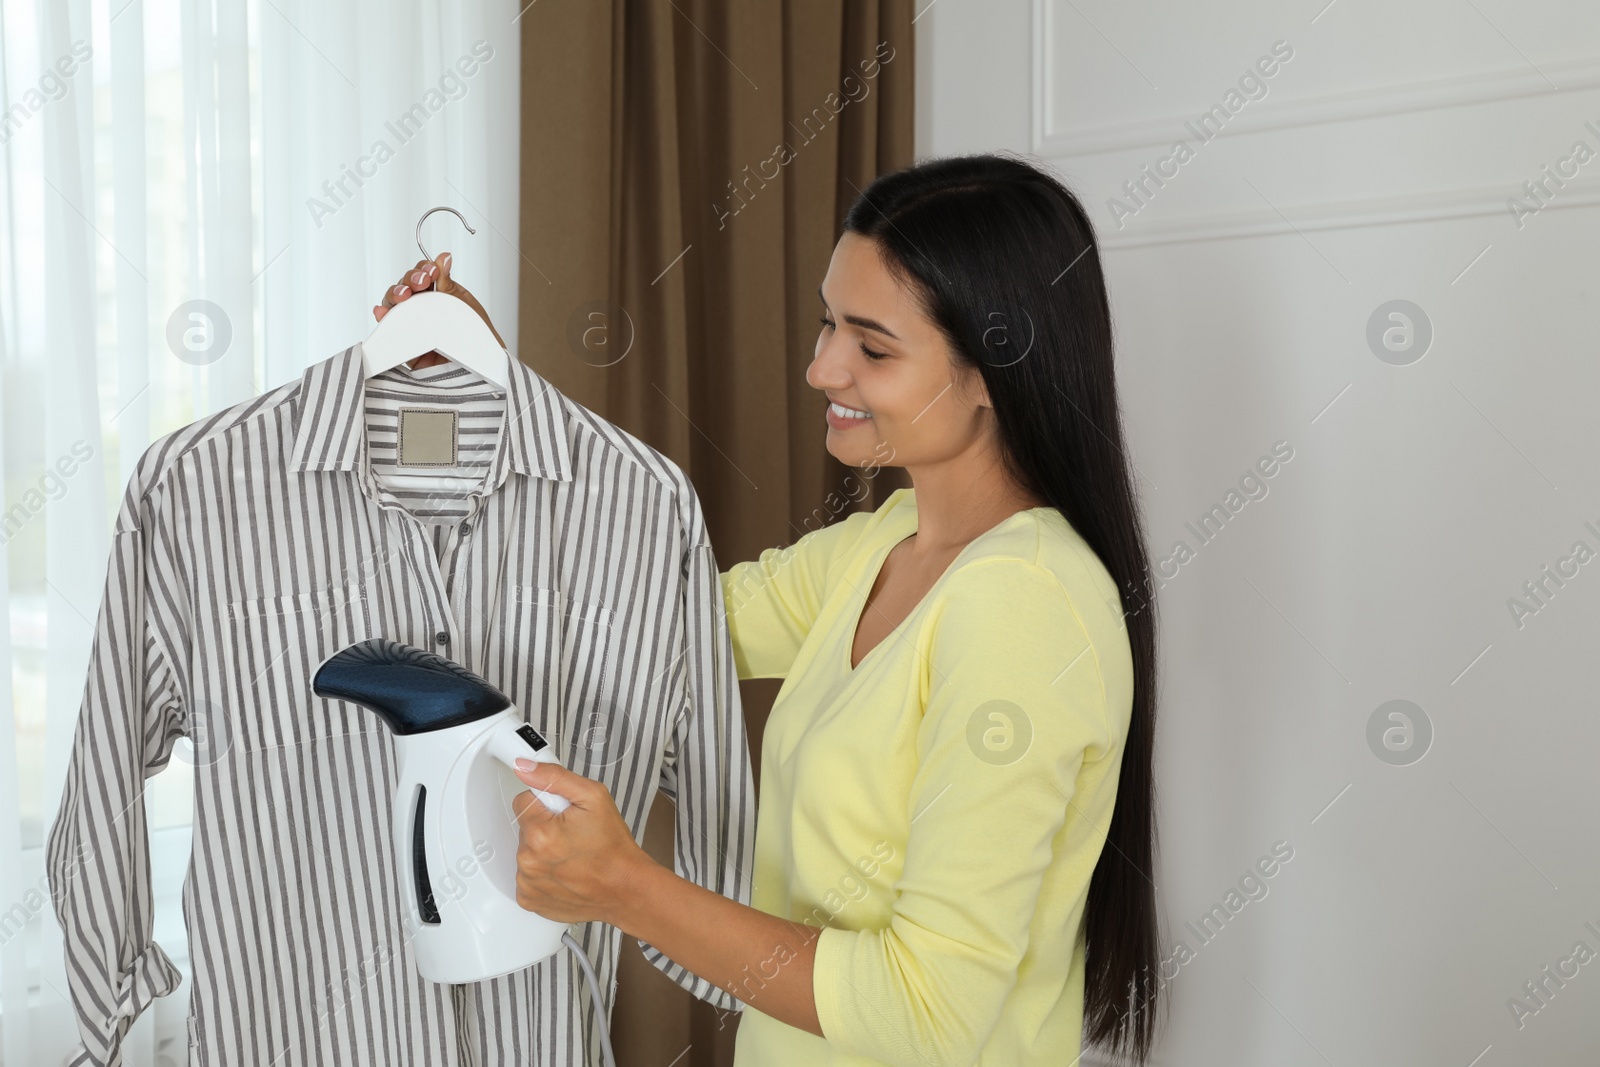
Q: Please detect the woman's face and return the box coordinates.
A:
[807,231,992,471]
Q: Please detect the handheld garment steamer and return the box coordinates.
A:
[311,638,617,1067]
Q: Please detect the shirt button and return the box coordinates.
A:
[435,631,450,645]
[459,522,472,535]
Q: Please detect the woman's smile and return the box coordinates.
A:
[826,399,873,429]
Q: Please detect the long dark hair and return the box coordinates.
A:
[843,153,1162,1063]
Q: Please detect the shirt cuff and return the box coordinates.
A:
[637,936,742,1013]
[66,941,183,1066]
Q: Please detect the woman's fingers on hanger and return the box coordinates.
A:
[373,259,442,321]
[392,260,436,300]
[406,258,438,291]
[380,279,411,310]
[372,250,502,346]
[374,285,406,320]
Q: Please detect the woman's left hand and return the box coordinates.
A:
[510,760,650,927]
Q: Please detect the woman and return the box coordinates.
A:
[377,153,1161,1066]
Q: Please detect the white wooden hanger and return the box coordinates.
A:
[360,205,510,391]
[362,206,509,494]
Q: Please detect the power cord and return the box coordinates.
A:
[561,931,618,1067]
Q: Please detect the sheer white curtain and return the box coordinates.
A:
[0,0,522,1061]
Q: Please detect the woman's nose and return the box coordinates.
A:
[806,336,850,391]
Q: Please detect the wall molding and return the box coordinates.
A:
[1031,0,1600,158]
[1096,174,1600,249]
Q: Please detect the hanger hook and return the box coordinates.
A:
[416,206,475,262]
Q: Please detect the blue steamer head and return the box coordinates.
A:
[311,638,512,735]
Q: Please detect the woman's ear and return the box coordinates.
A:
[956,361,994,411]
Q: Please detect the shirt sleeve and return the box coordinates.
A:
[718,508,875,680]
[809,558,1116,1067]
[638,540,758,1013]
[45,481,189,1067]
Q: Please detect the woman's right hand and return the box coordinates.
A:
[373,252,505,366]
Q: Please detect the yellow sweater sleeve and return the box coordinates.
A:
[718,510,875,680]
[810,557,1114,1067]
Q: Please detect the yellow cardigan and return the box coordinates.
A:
[718,486,1135,1067]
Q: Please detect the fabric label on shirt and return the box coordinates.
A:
[398,408,458,467]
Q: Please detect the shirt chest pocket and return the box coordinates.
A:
[506,585,624,775]
[221,581,377,755]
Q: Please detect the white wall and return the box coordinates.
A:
[917,2,1600,1064]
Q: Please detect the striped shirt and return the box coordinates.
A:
[45,344,755,1066]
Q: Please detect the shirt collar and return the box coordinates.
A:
[288,342,573,484]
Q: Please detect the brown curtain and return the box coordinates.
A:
[516,1,914,1063]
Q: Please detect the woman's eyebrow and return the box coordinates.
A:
[817,284,901,341]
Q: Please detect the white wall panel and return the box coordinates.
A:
[916,3,1600,1064]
